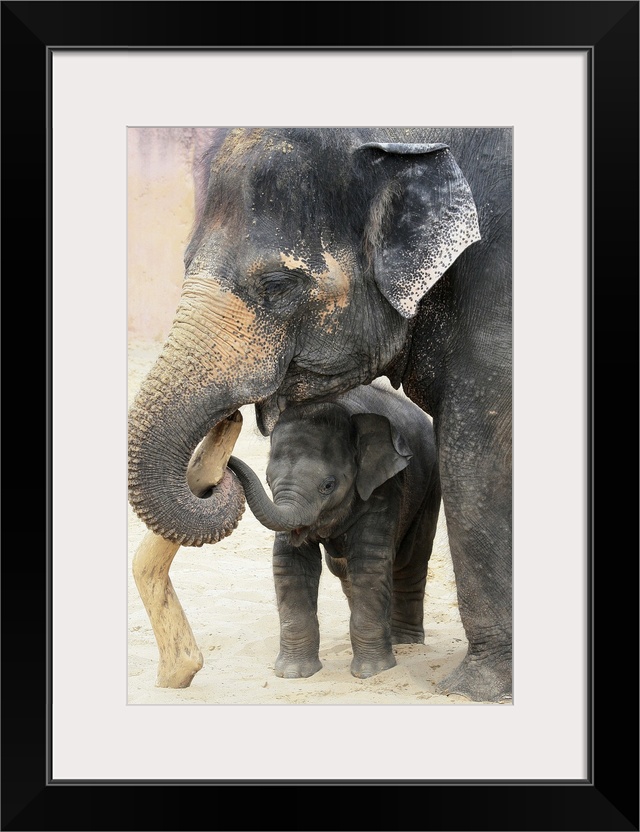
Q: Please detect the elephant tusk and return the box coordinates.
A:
[186,410,243,496]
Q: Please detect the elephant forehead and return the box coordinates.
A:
[272,419,352,457]
[210,127,267,171]
[212,128,306,169]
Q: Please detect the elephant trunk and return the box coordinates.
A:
[128,391,245,547]
[227,456,317,533]
[127,271,289,547]
[128,318,250,547]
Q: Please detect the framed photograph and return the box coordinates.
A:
[4,2,637,830]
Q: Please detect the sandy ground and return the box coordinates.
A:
[127,338,499,706]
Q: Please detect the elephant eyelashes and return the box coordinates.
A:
[318,476,337,495]
[258,271,307,306]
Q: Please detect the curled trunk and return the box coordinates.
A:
[128,335,247,547]
[127,265,290,547]
[227,456,317,532]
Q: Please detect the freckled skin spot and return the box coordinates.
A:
[278,251,311,273]
[277,249,352,324]
[317,250,352,310]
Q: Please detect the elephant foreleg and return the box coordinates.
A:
[132,531,203,688]
[348,568,396,678]
[346,525,397,678]
[273,535,323,678]
[436,399,513,703]
[390,481,440,644]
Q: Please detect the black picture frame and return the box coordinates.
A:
[3,2,638,830]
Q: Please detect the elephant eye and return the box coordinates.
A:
[258,270,308,307]
[318,476,337,495]
[262,274,291,294]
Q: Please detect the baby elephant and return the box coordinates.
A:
[228,380,441,679]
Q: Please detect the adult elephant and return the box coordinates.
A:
[128,127,512,702]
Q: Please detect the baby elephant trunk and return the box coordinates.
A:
[227,456,316,533]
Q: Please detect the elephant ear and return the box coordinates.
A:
[358,141,481,319]
[352,413,413,502]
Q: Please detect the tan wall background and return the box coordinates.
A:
[127,127,219,342]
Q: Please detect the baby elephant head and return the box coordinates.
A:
[228,402,413,546]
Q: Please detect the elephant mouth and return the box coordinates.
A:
[256,374,371,436]
[289,522,337,548]
[289,527,310,547]
[289,522,341,548]
[255,392,288,436]
[256,355,381,436]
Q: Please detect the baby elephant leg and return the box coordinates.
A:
[390,564,427,645]
[391,486,440,644]
[272,534,323,678]
[347,545,396,679]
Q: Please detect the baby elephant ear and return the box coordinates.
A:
[358,142,481,318]
[352,413,413,502]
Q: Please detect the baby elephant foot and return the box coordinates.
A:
[391,625,425,645]
[350,652,397,679]
[275,652,322,679]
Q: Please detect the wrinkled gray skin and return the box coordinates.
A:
[128,127,512,702]
[227,381,441,679]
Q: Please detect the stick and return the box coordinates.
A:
[132,411,243,688]
[132,531,203,688]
